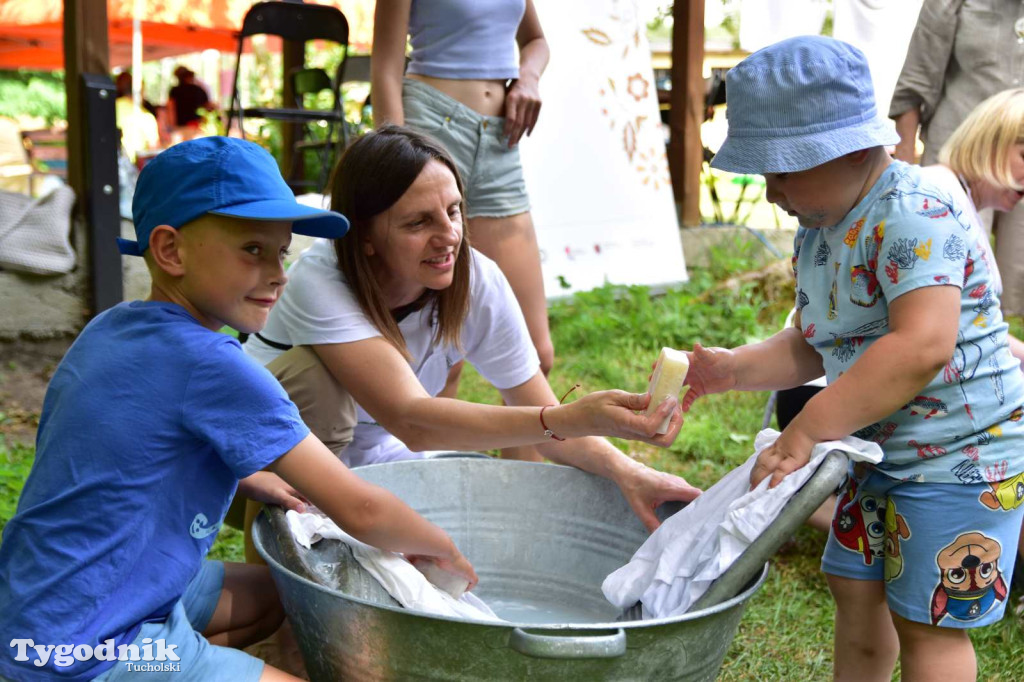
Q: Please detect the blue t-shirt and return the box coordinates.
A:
[0,301,309,681]
[794,161,1024,484]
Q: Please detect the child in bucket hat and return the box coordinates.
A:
[682,36,1024,678]
[0,137,477,681]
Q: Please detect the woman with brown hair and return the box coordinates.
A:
[372,0,553,462]
[244,126,700,533]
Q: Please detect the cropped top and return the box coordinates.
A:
[407,0,525,80]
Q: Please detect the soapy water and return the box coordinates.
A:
[488,598,611,624]
[314,560,614,624]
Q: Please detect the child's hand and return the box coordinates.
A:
[681,344,738,412]
[749,425,817,489]
[407,551,479,591]
[238,471,309,513]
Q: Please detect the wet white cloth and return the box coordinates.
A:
[285,509,503,622]
[602,429,883,618]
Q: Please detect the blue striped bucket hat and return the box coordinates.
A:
[710,35,899,175]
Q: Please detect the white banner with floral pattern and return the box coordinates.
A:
[520,0,687,298]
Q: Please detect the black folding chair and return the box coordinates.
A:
[226,1,349,193]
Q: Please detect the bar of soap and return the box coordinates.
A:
[411,557,469,599]
[645,347,690,435]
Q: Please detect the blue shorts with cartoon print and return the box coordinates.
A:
[92,560,264,681]
[822,464,1024,628]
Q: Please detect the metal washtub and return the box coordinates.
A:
[253,455,847,681]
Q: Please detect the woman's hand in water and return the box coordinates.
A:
[614,460,702,532]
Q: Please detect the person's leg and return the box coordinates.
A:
[203,563,284,648]
[890,612,975,682]
[469,212,554,376]
[203,563,308,679]
[94,562,280,681]
[470,212,552,462]
[808,495,837,533]
[199,560,307,677]
[826,575,899,681]
[821,471,899,680]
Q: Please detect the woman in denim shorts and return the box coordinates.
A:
[372,0,552,461]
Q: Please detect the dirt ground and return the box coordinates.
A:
[0,338,69,446]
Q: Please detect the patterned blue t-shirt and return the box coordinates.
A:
[793,161,1024,485]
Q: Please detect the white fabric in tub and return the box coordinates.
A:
[285,508,504,622]
[602,429,883,618]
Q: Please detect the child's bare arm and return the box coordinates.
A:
[267,433,477,586]
[751,285,960,488]
[683,320,825,411]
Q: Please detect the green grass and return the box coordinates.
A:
[2,235,1022,679]
[0,438,34,532]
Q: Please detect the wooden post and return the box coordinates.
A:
[668,0,704,227]
[64,0,109,201]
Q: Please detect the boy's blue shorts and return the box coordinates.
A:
[822,465,1024,628]
[93,560,265,681]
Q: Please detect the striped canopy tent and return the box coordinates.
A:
[0,0,374,71]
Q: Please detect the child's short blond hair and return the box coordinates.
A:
[939,88,1024,192]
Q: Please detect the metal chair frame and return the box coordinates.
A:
[226,1,350,192]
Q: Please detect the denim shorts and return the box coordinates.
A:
[93,560,265,681]
[402,77,531,219]
[821,465,1024,629]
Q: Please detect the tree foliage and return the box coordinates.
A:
[0,71,67,125]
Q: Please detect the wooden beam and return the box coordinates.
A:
[64,0,109,200]
[668,0,704,226]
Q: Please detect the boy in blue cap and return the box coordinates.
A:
[0,137,477,682]
[681,37,1024,679]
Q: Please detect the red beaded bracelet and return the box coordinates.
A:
[539,405,565,441]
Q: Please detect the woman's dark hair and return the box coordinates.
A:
[330,125,472,359]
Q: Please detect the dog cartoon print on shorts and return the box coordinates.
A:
[979,472,1024,511]
[929,531,1007,625]
[883,501,910,582]
[833,480,885,565]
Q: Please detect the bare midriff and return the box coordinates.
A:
[407,73,508,118]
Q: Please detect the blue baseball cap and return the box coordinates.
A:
[710,36,900,175]
[119,136,349,256]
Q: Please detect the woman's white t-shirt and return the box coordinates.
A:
[245,239,540,466]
